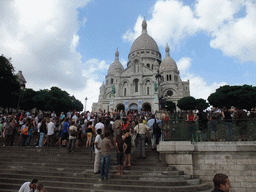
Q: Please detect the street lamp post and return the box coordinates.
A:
[85,97,88,112]
[155,70,164,110]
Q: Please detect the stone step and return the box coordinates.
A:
[0,136,210,191]
[0,179,210,192]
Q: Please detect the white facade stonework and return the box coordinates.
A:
[93,19,190,112]
[158,141,256,192]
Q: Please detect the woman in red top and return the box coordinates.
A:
[187,110,195,142]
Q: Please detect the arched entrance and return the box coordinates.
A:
[129,103,138,111]
[142,103,151,112]
[116,104,125,112]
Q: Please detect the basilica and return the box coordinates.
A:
[92,19,190,112]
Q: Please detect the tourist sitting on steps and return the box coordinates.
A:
[18,178,38,192]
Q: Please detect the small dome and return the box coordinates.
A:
[108,49,124,74]
[160,44,178,72]
[129,18,159,54]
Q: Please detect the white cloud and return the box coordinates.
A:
[177,57,191,71]
[123,0,256,63]
[177,57,227,100]
[0,0,91,92]
[210,1,256,63]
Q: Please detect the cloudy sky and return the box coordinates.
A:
[1,0,256,111]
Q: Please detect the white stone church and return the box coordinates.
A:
[92,19,190,112]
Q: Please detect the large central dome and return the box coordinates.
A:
[129,19,160,55]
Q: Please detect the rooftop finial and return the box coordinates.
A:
[115,48,119,61]
[142,17,147,34]
[165,43,170,56]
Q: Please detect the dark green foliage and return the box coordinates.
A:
[208,85,256,110]
[177,96,196,110]
[195,98,209,110]
[0,55,21,109]
[19,89,37,110]
[33,87,83,114]
[163,100,176,112]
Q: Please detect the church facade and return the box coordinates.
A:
[92,19,190,112]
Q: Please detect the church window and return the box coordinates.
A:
[146,64,150,68]
[141,51,144,54]
[152,65,153,69]
[124,88,127,96]
[134,79,139,92]
[151,52,154,55]
[111,78,113,84]
[147,87,149,95]
[166,75,169,81]
[169,75,172,81]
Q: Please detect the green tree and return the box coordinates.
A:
[163,100,176,112]
[19,89,37,111]
[177,96,196,110]
[195,98,209,110]
[32,87,83,114]
[0,55,21,109]
[208,85,256,110]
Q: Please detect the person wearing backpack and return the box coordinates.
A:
[147,115,161,150]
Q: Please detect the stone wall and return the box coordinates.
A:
[157,141,256,192]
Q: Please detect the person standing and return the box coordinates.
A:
[134,119,150,159]
[94,129,102,174]
[113,115,122,143]
[47,118,55,147]
[115,131,126,175]
[95,118,105,136]
[235,105,247,141]
[38,120,47,147]
[221,107,232,141]
[67,121,77,153]
[212,173,231,192]
[100,132,113,179]
[147,115,161,150]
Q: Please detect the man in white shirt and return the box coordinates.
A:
[94,129,102,174]
[47,118,55,147]
[95,118,105,135]
[19,179,38,192]
[72,113,78,124]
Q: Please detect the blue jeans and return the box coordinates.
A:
[39,132,45,147]
[100,154,111,179]
[68,139,76,152]
[137,134,146,158]
[150,131,156,149]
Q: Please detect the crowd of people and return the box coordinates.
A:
[0,109,162,179]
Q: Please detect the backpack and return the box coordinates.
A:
[153,119,161,138]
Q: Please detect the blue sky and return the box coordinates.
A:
[1,0,256,111]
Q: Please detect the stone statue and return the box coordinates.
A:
[111,85,116,95]
[154,82,158,92]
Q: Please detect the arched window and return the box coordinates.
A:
[124,88,127,96]
[166,75,169,81]
[134,79,139,92]
[169,75,172,81]
[111,78,114,84]
[146,64,150,68]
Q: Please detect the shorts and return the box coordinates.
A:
[87,132,93,140]
[116,152,124,166]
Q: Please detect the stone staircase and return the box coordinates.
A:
[0,136,211,192]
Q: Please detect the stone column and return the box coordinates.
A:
[157,141,194,175]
